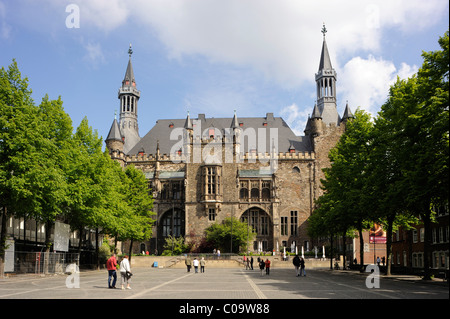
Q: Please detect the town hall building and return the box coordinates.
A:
[105,28,354,255]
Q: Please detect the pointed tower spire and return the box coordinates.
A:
[341,101,355,122]
[315,24,340,126]
[184,111,193,130]
[231,109,239,129]
[122,44,136,87]
[311,103,321,119]
[118,44,141,154]
[318,24,333,71]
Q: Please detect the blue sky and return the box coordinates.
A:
[1,1,448,144]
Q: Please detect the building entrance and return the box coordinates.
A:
[240,207,273,253]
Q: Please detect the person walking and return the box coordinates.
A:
[185,255,192,272]
[200,257,206,273]
[299,257,306,277]
[119,255,132,290]
[265,259,271,275]
[193,257,199,273]
[106,253,118,288]
[293,254,301,277]
[250,256,254,270]
[259,258,265,276]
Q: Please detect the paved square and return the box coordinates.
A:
[0,267,448,300]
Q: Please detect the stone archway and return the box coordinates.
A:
[240,207,273,253]
[157,208,185,253]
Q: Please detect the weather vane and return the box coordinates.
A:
[321,23,327,37]
[128,43,133,57]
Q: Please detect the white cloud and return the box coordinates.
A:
[82,41,106,66]
[127,0,446,87]
[78,0,130,32]
[0,1,12,39]
[338,55,418,116]
[280,103,310,136]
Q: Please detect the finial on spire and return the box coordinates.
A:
[114,110,117,119]
[128,43,133,57]
[321,23,327,38]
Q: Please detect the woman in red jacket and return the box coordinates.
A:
[265,259,271,275]
[106,253,118,288]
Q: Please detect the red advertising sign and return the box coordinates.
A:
[369,223,386,244]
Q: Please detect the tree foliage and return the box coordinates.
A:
[308,30,448,277]
[205,217,256,253]
[0,60,155,273]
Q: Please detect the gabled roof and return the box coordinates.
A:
[128,113,312,156]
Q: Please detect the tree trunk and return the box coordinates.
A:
[95,228,99,270]
[358,227,364,272]
[329,235,333,270]
[385,214,395,276]
[342,232,347,270]
[44,220,53,274]
[0,207,8,279]
[128,239,134,262]
[77,226,83,255]
[421,210,432,280]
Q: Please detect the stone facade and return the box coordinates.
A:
[106,30,354,255]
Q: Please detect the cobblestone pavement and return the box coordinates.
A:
[0,267,448,300]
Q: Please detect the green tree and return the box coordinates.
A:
[312,109,375,269]
[122,165,155,259]
[377,31,449,279]
[205,217,256,253]
[0,60,37,277]
[162,235,189,256]
[66,117,107,256]
[28,96,73,262]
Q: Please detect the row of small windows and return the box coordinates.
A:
[120,95,137,114]
[393,226,449,244]
[159,181,185,200]
[392,251,449,270]
[239,180,271,202]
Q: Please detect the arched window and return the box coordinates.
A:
[292,166,300,173]
[261,188,270,201]
[162,209,183,237]
[240,188,249,200]
[251,188,259,201]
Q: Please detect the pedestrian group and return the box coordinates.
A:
[106,252,308,290]
[107,253,133,290]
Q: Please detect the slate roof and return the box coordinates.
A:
[122,57,136,87]
[106,118,123,142]
[318,37,333,71]
[128,113,312,156]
